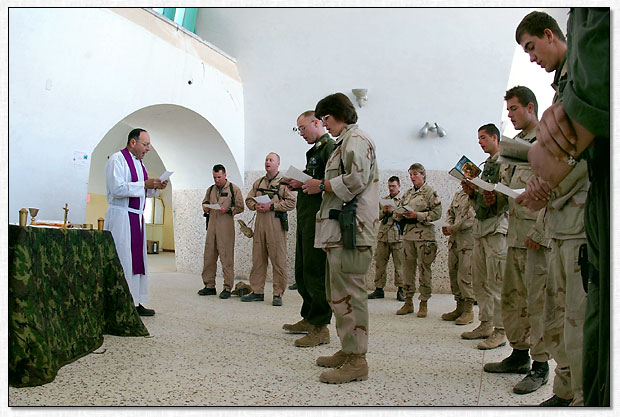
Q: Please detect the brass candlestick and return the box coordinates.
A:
[19,208,28,226]
[97,217,104,231]
[28,208,39,225]
[63,203,69,227]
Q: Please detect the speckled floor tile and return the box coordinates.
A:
[8,262,557,407]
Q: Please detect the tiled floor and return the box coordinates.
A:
[9,253,558,407]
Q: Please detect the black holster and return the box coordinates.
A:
[339,197,358,249]
[578,243,590,293]
[204,212,210,231]
[274,211,289,232]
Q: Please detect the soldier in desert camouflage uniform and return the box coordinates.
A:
[441,189,475,325]
[515,10,589,406]
[303,93,379,384]
[483,86,551,396]
[394,163,442,318]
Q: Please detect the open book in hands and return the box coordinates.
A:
[448,155,481,181]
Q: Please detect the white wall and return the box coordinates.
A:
[195,7,550,173]
[8,8,244,223]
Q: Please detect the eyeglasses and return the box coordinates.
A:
[320,115,331,123]
[292,125,307,133]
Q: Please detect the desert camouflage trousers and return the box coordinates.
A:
[374,240,404,289]
[448,242,474,302]
[472,232,506,328]
[402,240,437,300]
[502,246,551,362]
[545,238,587,404]
[325,246,373,354]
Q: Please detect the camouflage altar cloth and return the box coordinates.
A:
[8,225,149,387]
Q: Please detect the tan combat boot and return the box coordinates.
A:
[396,297,414,315]
[282,318,313,334]
[417,300,428,318]
[455,300,474,325]
[460,320,493,339]
[316,350,349,368]
[319,353,368,384]
[441,300,464,321]
[477,328,507,350]
[294,325,330,347]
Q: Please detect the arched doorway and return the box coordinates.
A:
[86,104,242,273]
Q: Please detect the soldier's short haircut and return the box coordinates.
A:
[213,164,226,173]
[408,163,426,178]
[388,176,400,184]
[478,123,501,142]
[298,110,316,120]
[505,85,539,118]
[516,11,566,44]
[314,93,358,124]
[267,152,280,162]
[127,128,146,146]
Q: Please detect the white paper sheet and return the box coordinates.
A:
[380,199,395,207]
[494,183,525,199]
[203,203,221,210]
[159,170,174,182]
[468,177,496,192]
[284,165,311,182]
[253,195,272,204]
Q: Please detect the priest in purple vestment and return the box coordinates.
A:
[104,128,168,316]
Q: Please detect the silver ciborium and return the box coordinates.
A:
[28,207,39,225]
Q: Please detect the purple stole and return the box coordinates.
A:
[120,148,147,275]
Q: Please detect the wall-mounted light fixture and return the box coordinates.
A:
[418,122,447,138]
[351,89,368,107]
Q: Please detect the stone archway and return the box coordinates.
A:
[86,103,241,272]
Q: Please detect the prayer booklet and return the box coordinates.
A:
[253,195,272,204]
[380,198,396,207]
[159,170,174,182]
[448,155,480,181]
[284,165,312,182]
[203,203,221,210]
[498,136,533,166]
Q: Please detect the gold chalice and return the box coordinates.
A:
[28,207,39,225]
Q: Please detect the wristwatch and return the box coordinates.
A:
[319,180,325,191]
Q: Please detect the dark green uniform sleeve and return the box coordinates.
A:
[563,8,610,139]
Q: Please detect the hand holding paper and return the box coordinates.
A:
[253,195,271,204]
[159,170,173,182]
[284,165,311,182]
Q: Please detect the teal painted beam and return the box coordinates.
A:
[162,8,176,20]
[183,7,197,33]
